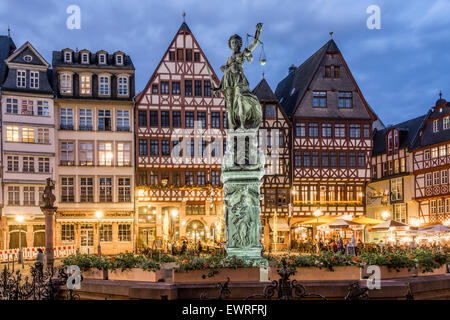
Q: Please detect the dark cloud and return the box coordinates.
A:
[1,0,449,125]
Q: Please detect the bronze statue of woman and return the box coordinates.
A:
[213,23,263,130]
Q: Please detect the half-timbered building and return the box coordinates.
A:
[412,97,450,224]
[253,78,292,249]
[275,39,379,243]
[134,20,226,249]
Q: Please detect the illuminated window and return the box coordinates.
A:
[60,142,75,165]
[99,177,112,202]
[431,147,438,158]
[118,224,131,241]
[21,100,33,115]
[100,224,112,241]
[117,143,131,166]
[394,204,407,223]
[6,126,19,142]
[22,127,35,143]
[98,142,113,166]
[390,178,403,201]
[79,142,94,165]
[80,75,91,94]
[118,178,131,202]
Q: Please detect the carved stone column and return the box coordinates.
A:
[41,207,56,267]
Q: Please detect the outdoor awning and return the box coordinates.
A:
[353,217,384,226]
[298,216,336,226]
[269,220,290,232]
[370,219,409,231]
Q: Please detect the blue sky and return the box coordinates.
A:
[2,0,450,125]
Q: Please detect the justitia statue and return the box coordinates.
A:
[210,23,266,264]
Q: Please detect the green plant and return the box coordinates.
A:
[412,249,448,273]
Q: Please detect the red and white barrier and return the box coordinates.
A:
[0,245,76,262]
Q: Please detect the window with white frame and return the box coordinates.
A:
[38,157,50,173]
[64,52,72,63]
[23,186,35,205]
[431,147,438,158]
[390,178,403,201]
[16,70,26,87]
[62,224,75,242]
[22,157,34,172]
[60,108,73,129]
[442,170,448,185]
[434,171,440,185]
[117,143,130,166]
[80,75,91,94]
[21,99,33,115]
[98,54,106,64]
[440,145,446,157]
[118,178,131,202]
[99,76,110,95]
[437,199,444,214]
[7,156,19,172]
[394,203,407,223]
[100,224,112,242]
[430,200,437,214]
[98,109,112,131]
[8,186,20,205]
[30,71,39,89]
[79,108,93,130]
[6,98,18,114]
[37,101,49,116]
[60,73,72,94]
[6,126,19,142]
[81,53,89,64]
[80,177,94,202]
[118,224,131,241]
[99,177,112,202]
[79,142,94,165]
[98,142,113,166]
[116,110,130,131]
[61,177,74,202]
[37,128,49,143]
[433,120,439,133]
[424,150,431,160]
[60,142,75,165]
[118,76,128,96]
[444,117,449,130]
[116,54,123,65]
[426,173,433,187]
[22,127,34,143]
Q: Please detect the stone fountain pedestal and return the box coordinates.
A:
[221,129,266,266]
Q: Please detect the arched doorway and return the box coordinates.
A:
[186,220,205,245]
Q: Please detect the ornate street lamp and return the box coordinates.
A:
[15,215,24,267]
[95,211,103,255]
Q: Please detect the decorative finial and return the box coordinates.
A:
[262,71,265,79]
[439,90,442,99]
[7,26,10,38]
[329,31,333,39]
[182,11,186,23]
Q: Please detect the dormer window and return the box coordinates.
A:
[60,73,72,94]
[433,119,439,133]
[99,75,110,95]
[16,70,26,87]
[30,71,39,89]
[64,52,72,63]
[117,76,128,96]
[81,53,89,64]
[387,129,399,155]
[116,55,123,65]
[99,54,106,64]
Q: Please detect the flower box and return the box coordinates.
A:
[360,265,416,279]
[108,268,164,282]
[82,268,107,280]
[416,265,448,277]
[269,266,361,281]
[171,267,261,283]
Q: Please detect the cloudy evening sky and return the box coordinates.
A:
[1,0,450,126]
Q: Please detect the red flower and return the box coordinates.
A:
[110,258,115,262]
[330,256,336,261]
[435,261,440,265]
[352,256,358,262]
[289,259,295,264]
[388,256,392,261]
[183,259,188,264]
[203,263,208,268]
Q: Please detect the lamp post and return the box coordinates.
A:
[381,211,390,221]
[313,209,322,245]
[95,211,103,255]
[15,215,24,268]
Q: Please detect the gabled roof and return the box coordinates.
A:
[372,114,426,156]
[275,39,334,116]
[252,78,278,102]
[135,21,220,105]
[5,41,50,68]
[0,35,15,85]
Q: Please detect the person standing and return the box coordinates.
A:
[35,248,44,275]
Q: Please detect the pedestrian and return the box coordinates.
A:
[337,237,344,254]
[180,241,187,255]
[197,241,202,253]
[35,248,44,275]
